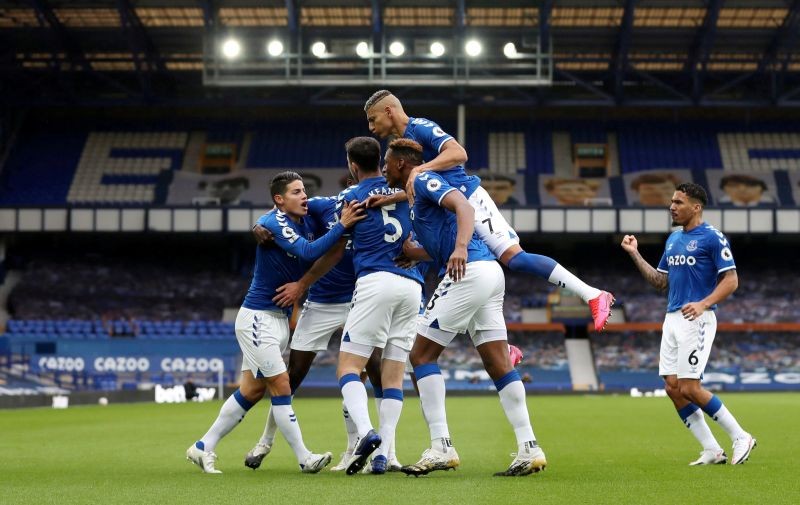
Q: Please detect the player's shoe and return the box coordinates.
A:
[589,291,615,331]
[689,449,727,466]
[370,455,388,474]
[330,449,354,471]
[731,434,756,465]
[494,443,547,477]
[345,429,381,475]
[400,447,460,477]
[300,452,333,473]
[387,455,403,472]
[244,442,271,469]
[186,444,222,474]
[508,344,524,366]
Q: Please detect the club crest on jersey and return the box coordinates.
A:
[427,179,442,192]
[686,240,698,252]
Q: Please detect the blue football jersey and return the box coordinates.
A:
[242,210,346,313]
[305,197,356,304]
[657,222,736,312]
[404,117,480,197]
[411,172,495,276]
[338,176,423,285]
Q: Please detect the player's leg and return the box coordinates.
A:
[245,349,317,469]
[470,266,545,476]
[370,350,407,474]
[337,345,381,475]
[247,301,346,469]
[365,347,384,427]
[187,307,269,474]
[660,312,725,464]
[468,186,613,331]
[187,370,265,474]
[404,271,485,476]
[675,311,754,465]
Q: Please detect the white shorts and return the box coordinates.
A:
[469,185,520,258]
[291,301,350,352]
[235,307,290,379]
[417,260,507,347]
[659,310,717,379]
[341,271,421,355]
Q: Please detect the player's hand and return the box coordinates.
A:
[620,234,638,254]
[446,245,467,282]
[339,200,367,228]
[253,224,274,246]
[272,282,306,308]
[405,167,422,206]
[681,301,708,321]
[393,252,418,269]
[364,194,390,208]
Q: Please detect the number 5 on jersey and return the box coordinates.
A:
[381,203,402,243]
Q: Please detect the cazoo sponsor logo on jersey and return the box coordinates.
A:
[666,254,696,266]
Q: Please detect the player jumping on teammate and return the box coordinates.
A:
[364,90,614,331]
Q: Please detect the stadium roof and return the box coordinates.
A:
[1,0,799,107]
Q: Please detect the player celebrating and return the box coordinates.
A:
[186,171,364,474]
[364,90,614,331]
[621,182,756,465]
[334,136,424,475]
[243,193,366,472]
[384,138,546,477]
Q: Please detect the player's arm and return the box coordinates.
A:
[365,191,407,208]
[397,233,432,265]
[439,189,473,282]
[620,234,668,292]
[271,200,365,262]
[273,238,347,308]
[680,269,738,320]
[416,140,468,174]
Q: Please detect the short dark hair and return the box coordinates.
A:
[345,136,381,172]
[387,138,423,165]
[675,182,708,207]
[364,90,392,111]
[270,171,302,200]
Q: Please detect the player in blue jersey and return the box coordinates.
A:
[244,195,390,472]
[331,136,424,475]
[364,90,614,331]
[621,182,755,465]
[186,171,365,474]
[384,138,546,477]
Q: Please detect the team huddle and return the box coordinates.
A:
[186,91,754,477]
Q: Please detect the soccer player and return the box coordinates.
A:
[364,90,614,331]
[384,138,546,477]
[244,195,394,472]
[334,136,424,475]
[185,171,364,474]
[621,182,756,465]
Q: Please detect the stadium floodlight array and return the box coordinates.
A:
[203,35,553,87]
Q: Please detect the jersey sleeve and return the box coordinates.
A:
[264,213,346,262]
[414,173,455,207]
[657,249,669,273]
[412,119,454,153]
[708,232,736,273]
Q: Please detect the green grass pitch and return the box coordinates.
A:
[1,393,797,505]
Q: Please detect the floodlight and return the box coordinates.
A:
[430,41,445,57]
[311,42,327,58]
[356,41,370,58]
[465,39,482,57]
[389,41,405,57]
[267,40,284,57]
[222,38,241,59]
